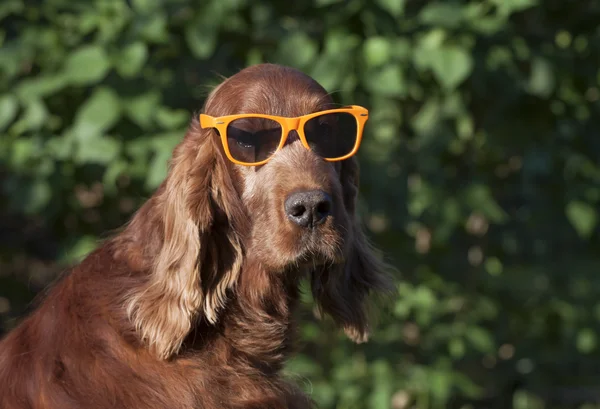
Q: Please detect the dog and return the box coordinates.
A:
[0,63,391,409]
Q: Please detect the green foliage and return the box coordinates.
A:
[566,201,598,239]
[2,0,600,408]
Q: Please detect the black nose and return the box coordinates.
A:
[284,190,332,228]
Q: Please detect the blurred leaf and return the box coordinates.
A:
[146,131,184,188]
[566,201,597,239]
[10,99,47,134]
[114,42,148,78]
[369,360,393,409]
[276,32,318,68]
[311,55,344,92]
[183,2,234,59]
[513,390,545,409]
[103,160,128,194]
[412,98,440,136]
[375,0,405,17]
[130,0,159,14]
[140,14,169,43]
[23,179,51,214]
[0,0,24,21]
[72,87,121,140]
[10,138,36,169]
[339,384,361,404]
[456,113,474,139]
[300,322,320,341]
[449,338,466,358]
[528,57,555,97]
[363,37,392,68]
[185,21,217,59]
[0,94,18,130]
[453,372,483,398]
[429,369,452,403]
[60,236,99,263]
[45,136,74,160]
[285,355,322,377]
[123,91,161,129]
[419,3,464,28]
[315,0,343,5]
[413,29,446,70]
[484,257,503,276]
[155,107,190,130]
[413,285,437,309]
[408,178,435,216]
[492,0,538,15]
[394,299,410,318]
[15,75,67,101]
[64,46,111,85]
[312,382,336,408]
[75,135,121,165]
[390,37,412,61]
[430,46,474,90]
[464,185,508,223]
[311,30,358,90]
[466,327,495,353]
[576,328,597,354]
[363,64,406,97]
[76,12,100,35]
[471,16,506,35]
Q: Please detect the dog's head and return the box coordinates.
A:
[124,64,391,359]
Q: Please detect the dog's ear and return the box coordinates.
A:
[124,118,247,360]
[312,157,393,343]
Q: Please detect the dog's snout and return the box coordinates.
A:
[284,190,332,228]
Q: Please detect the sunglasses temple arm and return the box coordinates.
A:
[199,114,216,129]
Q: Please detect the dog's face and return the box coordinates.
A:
[203,64,354,274]
[126,64,390,359]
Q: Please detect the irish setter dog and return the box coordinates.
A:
[0,64,390,409]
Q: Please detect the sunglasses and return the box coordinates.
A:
[199,105,368,166]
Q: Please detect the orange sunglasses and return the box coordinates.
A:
[199,105,368,166]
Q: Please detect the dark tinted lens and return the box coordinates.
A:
[226,117,282,163]
[303,112,358,159]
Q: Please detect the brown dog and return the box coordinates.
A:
[0,63,391,409]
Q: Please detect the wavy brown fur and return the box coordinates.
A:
[0,64,392,409]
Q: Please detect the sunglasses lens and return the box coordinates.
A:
[303,112,358,159]
[226,117,282,164]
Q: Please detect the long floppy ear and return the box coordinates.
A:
[123,118,247,360]
[311,157,393,343]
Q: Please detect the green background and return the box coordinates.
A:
[1,0,600,408]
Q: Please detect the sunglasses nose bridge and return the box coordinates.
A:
[280,117,302,147]
[283,117,300,133]
[283,129,301,147]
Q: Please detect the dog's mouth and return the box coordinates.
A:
[295,252,337,269]
[293,229,346,268]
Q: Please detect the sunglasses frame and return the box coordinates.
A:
[199,105,369,166]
